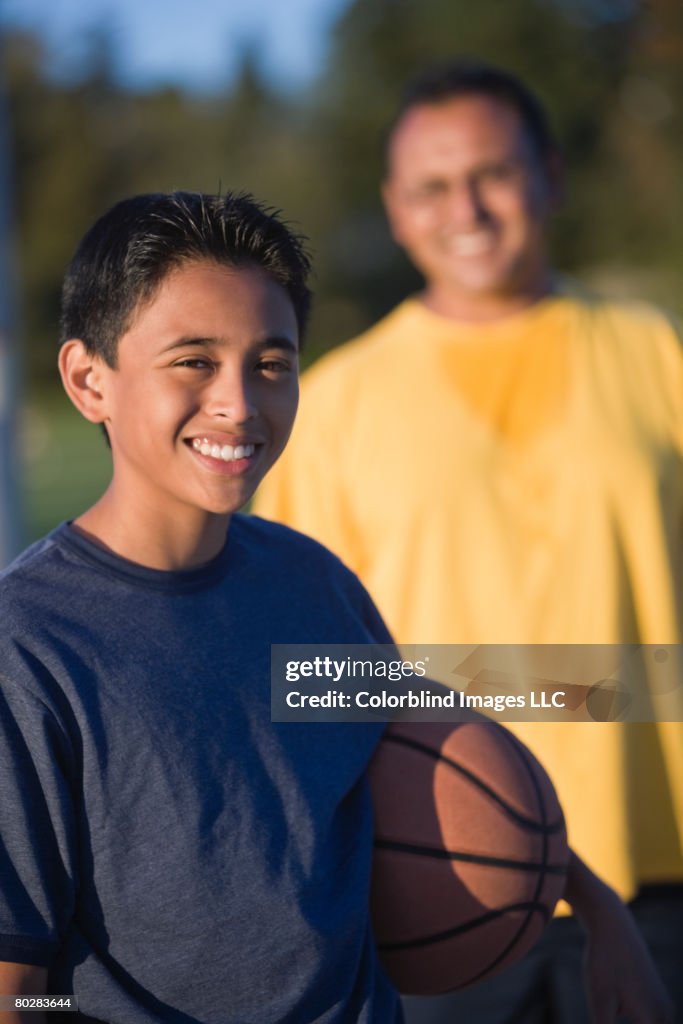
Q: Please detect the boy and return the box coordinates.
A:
[0,192,401,1022]
[0,191,671,1024]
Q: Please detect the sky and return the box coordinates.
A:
[0,0,352,94]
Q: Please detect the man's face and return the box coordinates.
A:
[95,261,299,524]
[382,95,558,313]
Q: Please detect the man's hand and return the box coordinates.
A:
[564,852,674,1024]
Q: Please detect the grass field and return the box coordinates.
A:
[23,391,112,543]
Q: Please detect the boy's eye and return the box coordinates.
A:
[256,358,293,375]
[173,357,213,370]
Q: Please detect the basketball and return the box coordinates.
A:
[368,721,570,995]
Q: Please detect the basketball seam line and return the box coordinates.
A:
[466,725,552,983]
[376,901,550,952]
[383,732,564,834]
[449,724,554,988]
[373,837,568,875]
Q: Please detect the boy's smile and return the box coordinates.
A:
[62,260,299,567]
[190,436,256,469]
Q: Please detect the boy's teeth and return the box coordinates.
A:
[192,438,255,462]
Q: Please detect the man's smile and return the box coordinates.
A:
[442,230,498,256]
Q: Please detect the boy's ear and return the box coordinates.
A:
[58,340,110,424]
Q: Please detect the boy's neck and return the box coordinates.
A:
[73,490,230,571]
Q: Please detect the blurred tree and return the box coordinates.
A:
[606,0,683,257]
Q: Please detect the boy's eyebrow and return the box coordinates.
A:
[160,336,299,354]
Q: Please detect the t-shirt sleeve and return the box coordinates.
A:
[0,671,78,966]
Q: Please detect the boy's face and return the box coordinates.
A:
[89,261,299,521]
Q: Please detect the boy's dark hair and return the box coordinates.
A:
[386,59,557,165]
[60,191,312,366]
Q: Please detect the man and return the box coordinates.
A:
[255,62,683,1022]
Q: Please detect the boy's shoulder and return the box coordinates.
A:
[236,512,363,589]
[0,527,68,613]
[237,510,342,557]
[236,513,393,642]
[1,528,63,577]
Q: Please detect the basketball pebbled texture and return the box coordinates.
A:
[368,721,570,995]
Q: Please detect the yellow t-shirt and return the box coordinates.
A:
[255,291,683,902]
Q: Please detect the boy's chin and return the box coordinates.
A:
[188,463,273,516]
[200,485,261,517]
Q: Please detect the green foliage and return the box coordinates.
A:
[22,390,111,541]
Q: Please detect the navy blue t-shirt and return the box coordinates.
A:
[0,516,401,1023]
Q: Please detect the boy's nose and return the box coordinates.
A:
[205,373,257,424]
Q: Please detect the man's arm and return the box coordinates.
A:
[564,851,674,1024]
[0,961,47,1024]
